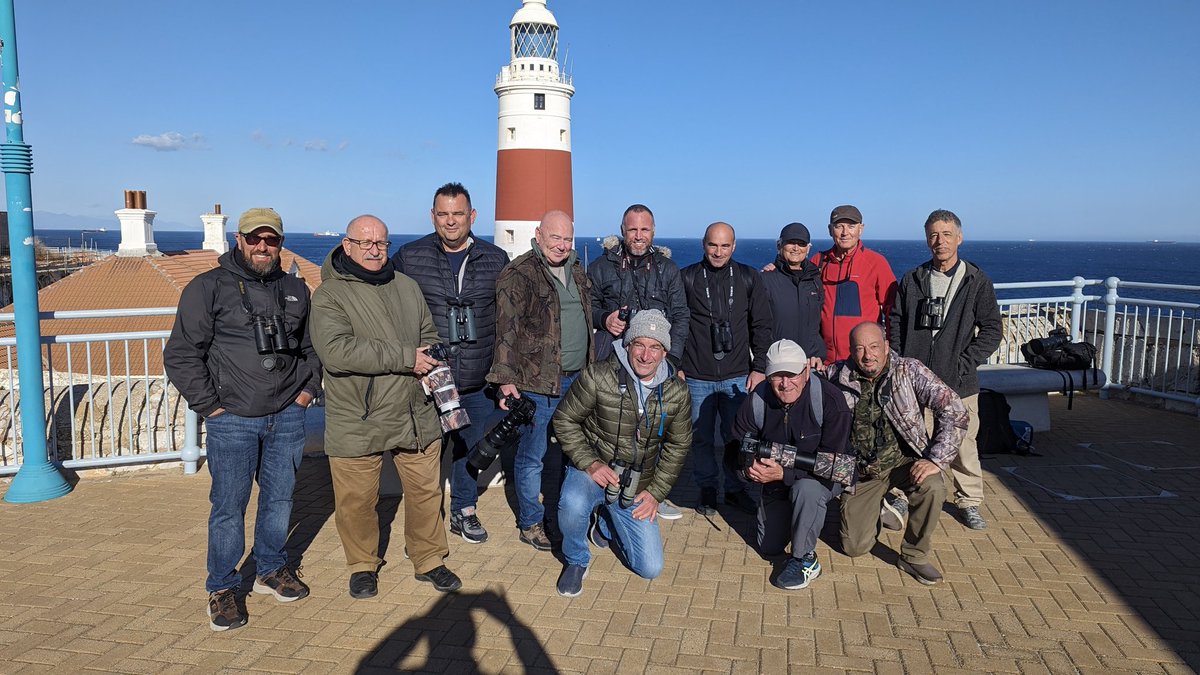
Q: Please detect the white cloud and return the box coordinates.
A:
[131,131,206,151]
[303,139,328,152]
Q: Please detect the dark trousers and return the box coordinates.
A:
[757,475,838,559]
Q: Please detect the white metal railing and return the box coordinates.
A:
[993,277,1200,406]
[0,307,202,476]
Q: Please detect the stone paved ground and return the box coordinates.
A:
[0,394,1197,674]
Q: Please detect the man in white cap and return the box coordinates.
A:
[730,339,853,590]
[551,309,693,597]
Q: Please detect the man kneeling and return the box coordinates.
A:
[732,340,854,590]
[552,310,692,597]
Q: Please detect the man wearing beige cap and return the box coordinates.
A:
[731,339,853,590]
[166,207,321,631]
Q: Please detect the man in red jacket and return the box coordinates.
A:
[811,205,897,363]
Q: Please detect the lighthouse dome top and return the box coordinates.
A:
[510,0,558,29]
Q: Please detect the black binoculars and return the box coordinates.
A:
[710,320,733,354]
[916,296,945,330]
[251,315,288,371]
[447,301,478,344]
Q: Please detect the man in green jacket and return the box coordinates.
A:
[309,215,461,598]
[551,309,692,597]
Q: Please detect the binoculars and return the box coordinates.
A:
[251,314,288,371]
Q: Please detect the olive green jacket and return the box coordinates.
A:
[552,355,692,502]
[309,250,441,457]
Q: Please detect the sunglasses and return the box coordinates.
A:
[242,233,283,247]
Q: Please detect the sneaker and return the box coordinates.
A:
[253,566,309,603]
[587,511,610,550]
[519,523,553,551]
[773,552,822,590]
[207,589,247,632]
[724,489,757,515]
[450,506,489,544]
[657,500,683,520]
[880,493,907,531]
[897,558,943,585]
[958,506,988,530]
[697,487,719,516]
[349,571,378,599]
[556,564,589,598]
[415,565,462,593]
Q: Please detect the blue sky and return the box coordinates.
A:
[6,1,1198,241]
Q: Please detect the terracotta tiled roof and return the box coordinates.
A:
[0,249,322,376]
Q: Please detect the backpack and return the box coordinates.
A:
[1020,328,1098,371]
[976,389,1036,456]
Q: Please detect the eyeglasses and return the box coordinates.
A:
[768,369,808,383]
[242,233,282,247]
[345,238,391,251]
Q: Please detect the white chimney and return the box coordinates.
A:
[115,190,159,257]
[201,203,228,254]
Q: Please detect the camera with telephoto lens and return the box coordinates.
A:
[736,434,813,480]
[466,394,537,477]
[617,306,632,323]
[447,301,478,344]
[916,296,945,330]
[423,343,470,432]
[1026,328,1070,356]
[252,314,289,371]
[605,459,642,509]
[710,320,733,354]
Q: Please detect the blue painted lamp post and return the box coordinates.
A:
[2,0,73,503]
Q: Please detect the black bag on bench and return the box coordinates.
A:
[1019,328,1099,409]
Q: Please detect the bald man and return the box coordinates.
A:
[827,322,968,585]
[488,210,594,552]
[310,214,462,598]
[679,222,775,516]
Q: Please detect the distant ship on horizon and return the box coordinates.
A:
[313,230,341,237]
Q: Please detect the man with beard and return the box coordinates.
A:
[761,222,825,368]
[393,182,509,544]
[827,322,967,585]
[166,207,320,631]
[586,203,690,519]
[310,215,462,598]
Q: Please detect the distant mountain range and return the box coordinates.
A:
[29,211,192,232]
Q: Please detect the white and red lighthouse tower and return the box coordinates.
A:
[494,0,575,259]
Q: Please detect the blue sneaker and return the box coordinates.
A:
[773,552,821,590]
[588,512,610,550]
[556,564,589,597]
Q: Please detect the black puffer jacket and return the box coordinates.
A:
[587,241,689,365]
[761,255,825,361]
[392,234,508,391]
[165,251,320,417]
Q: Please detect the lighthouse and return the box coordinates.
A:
[493,0,575,259]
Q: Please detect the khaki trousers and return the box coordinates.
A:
[924,394,982,508]
[840,462,946,565]
[328,439,448,575]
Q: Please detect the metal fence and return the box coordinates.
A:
[1,276,1197,475]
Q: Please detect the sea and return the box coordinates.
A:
[32,229,1200,305]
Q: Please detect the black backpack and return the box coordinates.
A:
[1020,328,1097,371]
[976,389,1035,456]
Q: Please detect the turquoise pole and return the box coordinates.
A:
[2,0,72,503]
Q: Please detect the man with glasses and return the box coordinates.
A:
[488,210,593,551]
[393,183,509,545]
[827,322,967,585]
[551,309,692,597]
[731,340,852,590]
[310,215,462,598]
[165,207,320,631]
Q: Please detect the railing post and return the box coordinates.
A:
[1100,276,1120,399]
[1070,276,1086,341]
[181,409,200,474]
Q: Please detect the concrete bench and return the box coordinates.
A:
[977,364,1107,432]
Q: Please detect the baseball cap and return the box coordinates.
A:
[238,207,284,236]
[829,205,863,225]
[779,222,811,245]
[765,339,809,376]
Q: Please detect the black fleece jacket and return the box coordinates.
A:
[680,259,774,380]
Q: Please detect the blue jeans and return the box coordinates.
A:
[514,373,577,530]
[203,404,306,593]
[558,465,664,578]
[448,388,501,513]
[687,376,747,494]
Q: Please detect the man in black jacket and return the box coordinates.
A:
[586,203,690,520]
[732,339,852,590]
[164,207,320,632]
[888,209,1002,530]
[761,222,825,366]
[680,222,774,515]
[393,182,509,545]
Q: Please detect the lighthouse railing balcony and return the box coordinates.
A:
[496,64,572,86]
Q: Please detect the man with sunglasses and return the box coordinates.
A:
[393,183,509,546]
[731,340,852,590]
[827,322,968,585]
[165,207,321,631]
